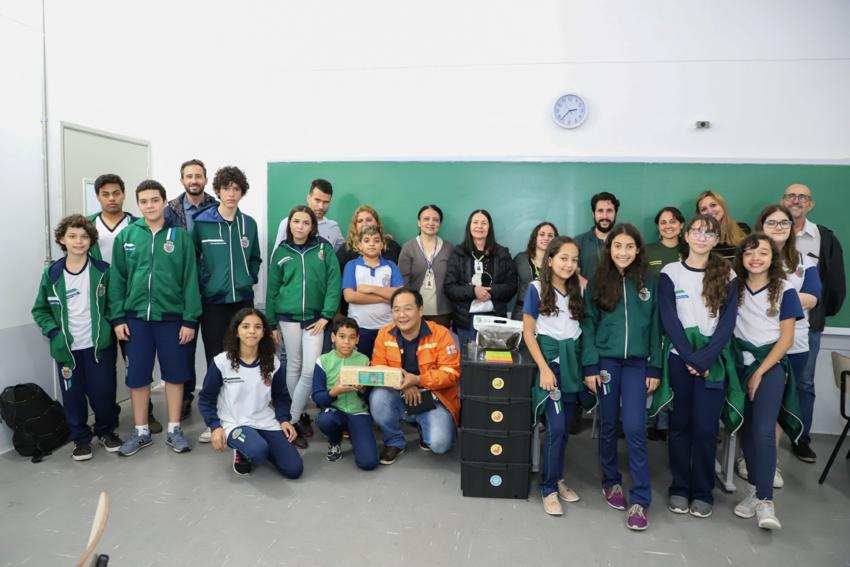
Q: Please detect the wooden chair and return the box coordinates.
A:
[818,352,850,484]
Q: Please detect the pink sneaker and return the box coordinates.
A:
[603,484,627,510]
[627,504,648,531]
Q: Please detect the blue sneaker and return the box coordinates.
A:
[166,426,191,453]
[118,430,153,457]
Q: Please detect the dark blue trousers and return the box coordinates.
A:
[540,361,577,496]
[357,328,380,361]
[740,363,785,500]
[227,426,303,479]
[317,409,379,470]
[57,347,117,444]
[667,354,725,504]
[598,357,652,508]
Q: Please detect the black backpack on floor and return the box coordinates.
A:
[0,383,69,462]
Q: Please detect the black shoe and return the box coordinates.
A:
[792,440,817,463]
[148,412,163,434]
[180,399,192,421]
[379,445,406,465]
[98,432,123,453]
[72,443,93,461]
[299,413,314,438]
[647,428,667,442]
[233,450,253,475]
[326,443,343,462]
[292,431,308,450]
[416,425,431,452]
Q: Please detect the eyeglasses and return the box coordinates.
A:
[688,229,718,241]
[782,193,811,203]
[764,219,793,229]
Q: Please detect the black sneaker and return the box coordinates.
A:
[292,432,308,450]
[180,399,192,421]
[148,412,163,434]
[326,443,343,462]
[792,440,817,463]
[416,425,431,452]
[379,445,406,465]
[299,413,314,438]
[72,443,93,461]
[233,450,252,475]
[98,432,123,453]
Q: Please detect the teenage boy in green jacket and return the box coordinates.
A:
[109,180,202,457]
[191,166,261,443]
[32,215,122,461]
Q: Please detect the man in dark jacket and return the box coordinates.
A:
[575,192,619,283]
[782,183,846,463]
[164,159,217,419]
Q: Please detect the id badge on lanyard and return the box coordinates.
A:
[423,269,436,290]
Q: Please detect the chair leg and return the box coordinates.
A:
[819,420,850,484]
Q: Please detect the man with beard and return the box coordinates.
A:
[164,159,217,420]
[575,192,620,282]
[780,183,845,464]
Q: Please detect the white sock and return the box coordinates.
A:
[135,425,150,436]
[167,422,180,434]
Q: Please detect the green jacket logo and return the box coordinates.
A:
[163,241,175,254]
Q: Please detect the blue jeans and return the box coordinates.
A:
[369,387,456,454]
[540,362,577,496]
[597,357,652,508]
[797,330,821,443]
[227,426,303,479]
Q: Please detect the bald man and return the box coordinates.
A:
[780,183,845,463]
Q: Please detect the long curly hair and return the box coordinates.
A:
[734,233,786,310]
[222,308,277,381]
[684,215,732,318]
[695,190,746,247]
[754,204,800,274]
[524,222,559,265]
[537,236,583,320]
[592,223,648,312]
[345,205,389,253]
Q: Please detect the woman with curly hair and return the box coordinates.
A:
[336,205,402,269]
[731,234,803,530]
[695,190,750,260]
[199,308,303,479]
[656,215,739,519]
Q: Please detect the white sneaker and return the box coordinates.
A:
[773,467,784,489]
[756,500,782,530]
[198,427,211,443]
[736,458,783,489]
[734,484,758,519]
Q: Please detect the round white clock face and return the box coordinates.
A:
[552,94,588,129]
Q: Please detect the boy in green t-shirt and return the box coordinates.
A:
[311,318,379,470]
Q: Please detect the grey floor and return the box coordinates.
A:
[1,392,848,567]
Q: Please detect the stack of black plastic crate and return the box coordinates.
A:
[459,350,536,498]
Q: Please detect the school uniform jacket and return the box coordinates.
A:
[192,207,262,304]
[266,237,341,324]
[108,218,202,328]
[31,255,113,368]
[371,320,462,424]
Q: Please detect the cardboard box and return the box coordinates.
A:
[339,365,403,389]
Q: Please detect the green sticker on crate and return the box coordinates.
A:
[489,474,503,487]
[357,370,386,385]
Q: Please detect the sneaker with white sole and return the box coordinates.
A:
[734,484,758,519]
[233,450,252,475]
[557,480,580,503]
[543,492,564,516]
[736,458,783,488]
[118,430,153,457]
[72,443,93,461]
[198,427,212,443]
[326,443,342,462]
[166,426,192,453]
[689,499,713,518]
[98,432,122,453]
[756,500,782,530]
[626,504,648,531]
[667,494,689,515]
[773,467,784,489]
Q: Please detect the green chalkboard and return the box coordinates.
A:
[268,161,850,327]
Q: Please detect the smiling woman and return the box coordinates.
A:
[645,206,684,280]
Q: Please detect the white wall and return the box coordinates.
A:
[2,0,849,452]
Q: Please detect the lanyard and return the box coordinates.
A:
[416,236,442,271]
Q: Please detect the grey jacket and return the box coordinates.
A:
[398,237,454,315]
